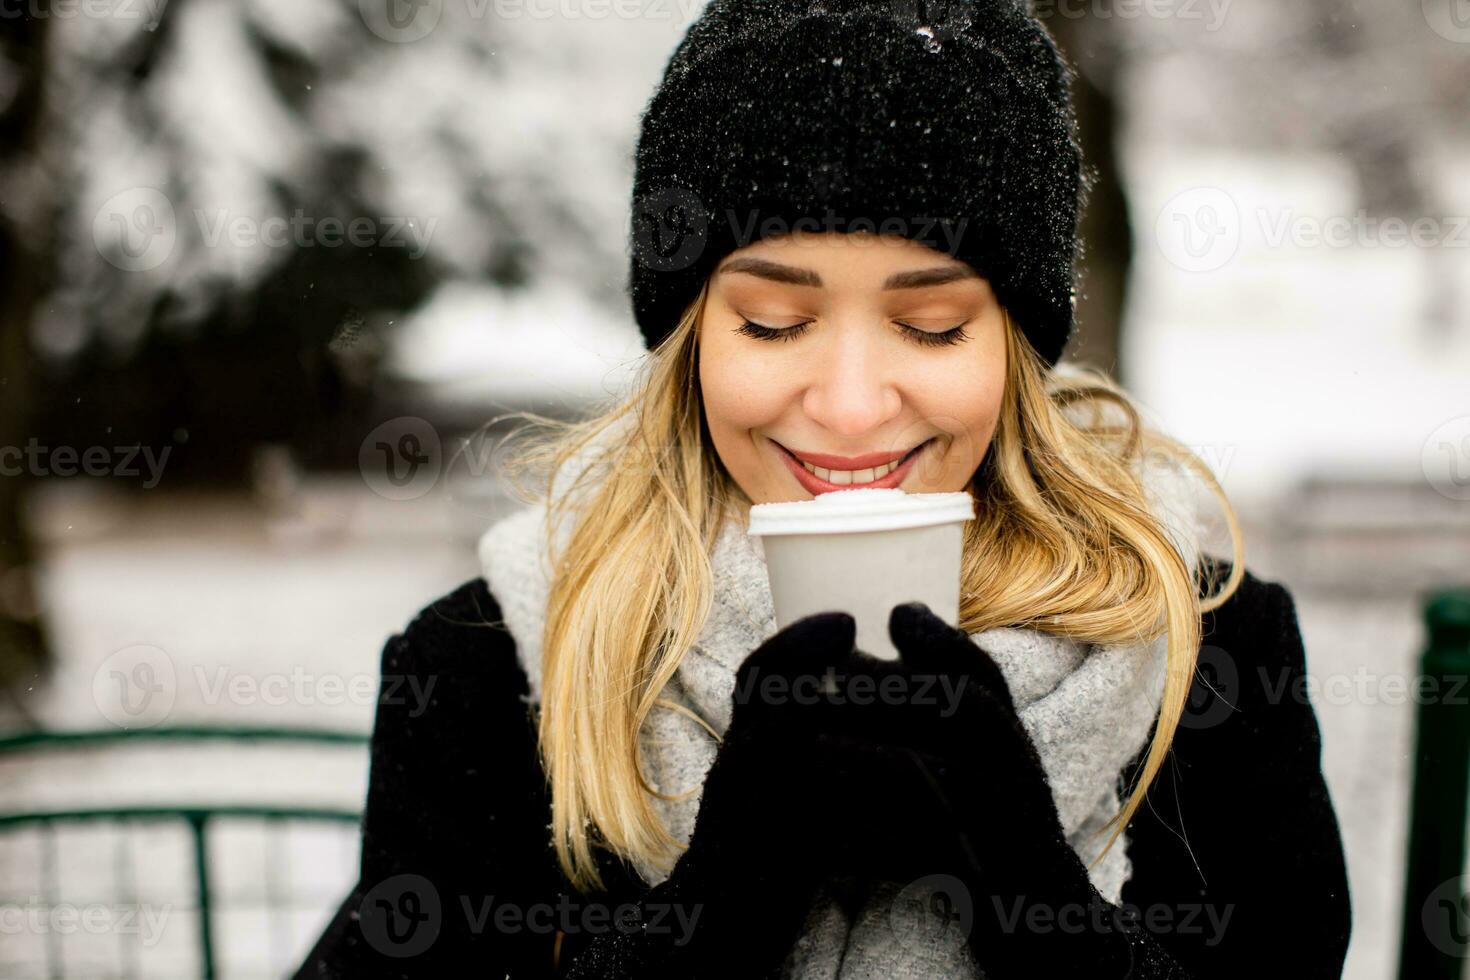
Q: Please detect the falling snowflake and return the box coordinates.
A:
[915,26,944,53]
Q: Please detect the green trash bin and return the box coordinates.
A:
[1398,589,1470,980]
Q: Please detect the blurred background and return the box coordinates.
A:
[0,0,1466,976]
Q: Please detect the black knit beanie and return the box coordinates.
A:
[627,0,1091,368]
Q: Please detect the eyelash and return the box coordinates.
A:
[735,318,971,348]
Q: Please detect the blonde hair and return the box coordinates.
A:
[492,280,1244,893]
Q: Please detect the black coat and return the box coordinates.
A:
[293,557,1352,978]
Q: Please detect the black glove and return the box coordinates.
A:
[563,608,975,978]
[566,604,1061,978]
[561,610,858,979]
[708,606,1022,888]
[879,601,1196,979]
[564,604,1192,978]
[703,600,1192,979]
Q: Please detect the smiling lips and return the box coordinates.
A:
[776,438,933,491]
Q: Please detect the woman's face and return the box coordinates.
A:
[699,231,1007,509]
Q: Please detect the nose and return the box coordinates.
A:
[800,326,903,442]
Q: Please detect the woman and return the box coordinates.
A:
[296,0,1352,976]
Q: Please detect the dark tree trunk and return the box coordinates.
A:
[1046,15,1134,386]
[0,10,54,714]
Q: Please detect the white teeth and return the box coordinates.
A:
[793,441,931,484]
[800,459,897,483]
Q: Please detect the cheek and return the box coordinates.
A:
[953,358,1005,430]
[911,343,1006,473]
[699,332,788,431]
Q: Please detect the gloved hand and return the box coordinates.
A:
[565,607,968,978]
[695,606,992,889]
[707,601,1090,899]
[700,600,1173,978]
[876,601,1193,979]
[561,610,862,979]
[583,603,1047,975]
[564,604,1187,979]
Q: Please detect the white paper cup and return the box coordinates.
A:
[746,488,975,660]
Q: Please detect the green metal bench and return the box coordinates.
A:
[0,726,369,979]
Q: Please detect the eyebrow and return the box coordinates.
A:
[717,257,981,290]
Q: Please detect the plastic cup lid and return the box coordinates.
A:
[746,488,975,536]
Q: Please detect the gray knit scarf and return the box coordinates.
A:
[478,415,1203,978]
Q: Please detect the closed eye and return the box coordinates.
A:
[735,318,811,343]
[736,319,971,347]
[896,321,971,348]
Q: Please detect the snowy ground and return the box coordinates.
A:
[0,477,498,978]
